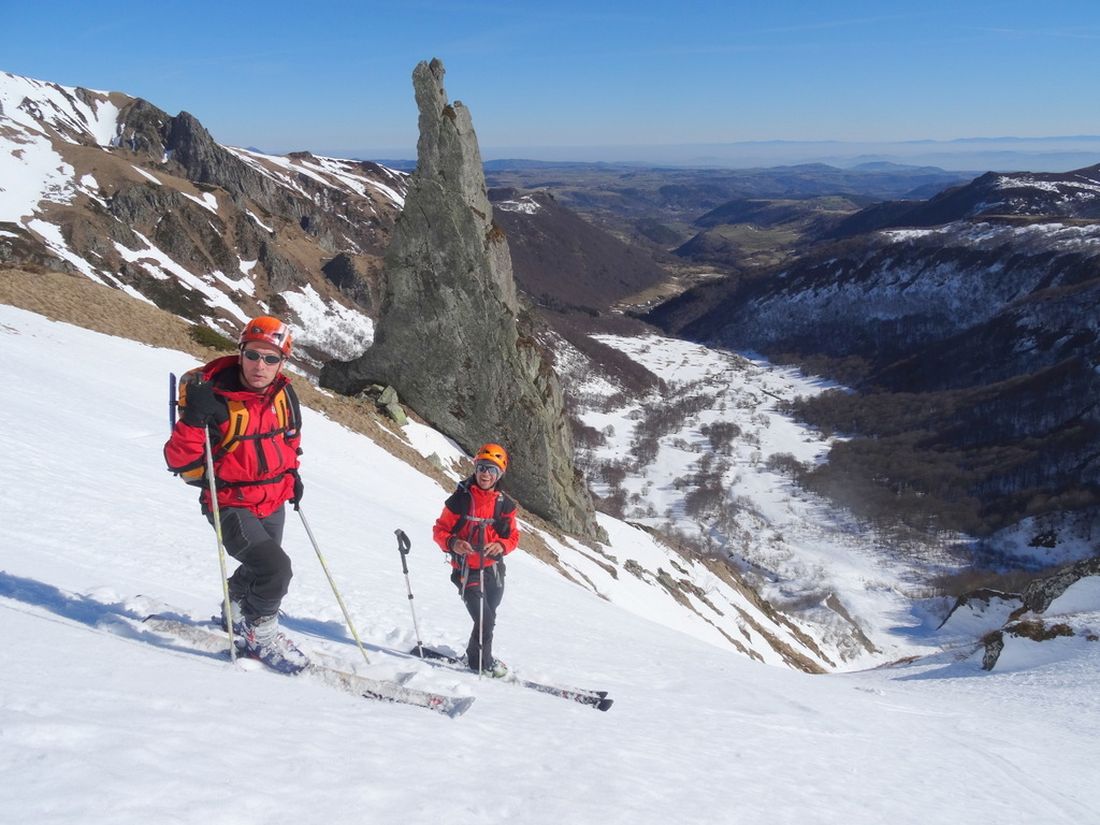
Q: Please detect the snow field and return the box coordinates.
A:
[1,305,1098,824]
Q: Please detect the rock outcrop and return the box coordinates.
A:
[975,556,1100,670]
[1020,555,1100,614]
[320,58,602,539]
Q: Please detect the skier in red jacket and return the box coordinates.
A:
[433,443,519,676]
[164,315,308,673]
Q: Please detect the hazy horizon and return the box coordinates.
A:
[296,135,1100,174]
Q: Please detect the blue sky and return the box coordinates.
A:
[4,0,1099,160]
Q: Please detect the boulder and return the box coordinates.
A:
[383,402,408,426]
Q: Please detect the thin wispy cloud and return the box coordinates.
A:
[963,25,1100,41]
[753,13,924,35]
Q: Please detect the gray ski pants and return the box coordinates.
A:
[206,506,292,619]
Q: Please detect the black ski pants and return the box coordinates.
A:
[207,505,292,619]
[451,560,505,671]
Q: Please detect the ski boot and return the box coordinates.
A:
[238,614,309,674]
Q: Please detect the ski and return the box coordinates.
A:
[388,529,612,711]
[407,645,614,712]
[141,617,474,718]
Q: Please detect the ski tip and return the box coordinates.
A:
[445,695,476,718]
[411,645,461,664]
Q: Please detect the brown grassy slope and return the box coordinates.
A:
[0,266,568,564]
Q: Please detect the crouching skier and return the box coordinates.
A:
[164,315,308,673]
[433,443,520,676]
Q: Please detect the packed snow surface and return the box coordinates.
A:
[1,305,1098,824]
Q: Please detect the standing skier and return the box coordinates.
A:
[164,315,308,673]
[433,443,520,676]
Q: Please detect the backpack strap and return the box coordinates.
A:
[444,479,474,541]
[494,492,516,539]
[213,382,298,454]
[278,382,302,437]
[446,481,515,542]
[174,371,299,486]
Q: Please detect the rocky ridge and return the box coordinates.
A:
[0,71,407,366]
[488,187,668,314]
[827,164,1100,239]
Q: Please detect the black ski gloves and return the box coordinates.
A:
[182,381,229,428]
[290,469,304,509]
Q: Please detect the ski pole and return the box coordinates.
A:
[477,520,486,676]
[394,529,425,658]
[296,506,371,666]
[460,516,494,676]
[203,427,237,663]
[169,372,177,428]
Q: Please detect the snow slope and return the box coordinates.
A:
[1,305,1098,824]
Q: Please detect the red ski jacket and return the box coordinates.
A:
[164,356,301,518]
[433,479,519,570]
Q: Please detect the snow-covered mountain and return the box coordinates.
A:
[0,71,407,366]
[651,167,1100,556]
[2,303,1098,824]
[828,165,1100,237]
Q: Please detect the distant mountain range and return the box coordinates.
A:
[649,163,1100,544]
[300,136,1100,176]
[472,136,1100,173]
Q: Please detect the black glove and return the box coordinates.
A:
[290,470,304,509]
[181,381,228,428]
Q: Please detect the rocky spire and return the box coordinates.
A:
[320,58,602,539]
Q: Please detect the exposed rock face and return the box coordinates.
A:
[320,59,602,539]
[1021,556,1100,614]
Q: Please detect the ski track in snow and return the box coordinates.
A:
[1,305,1098,824]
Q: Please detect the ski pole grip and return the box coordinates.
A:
[395,529,411,574]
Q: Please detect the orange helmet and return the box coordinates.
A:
[239,316,292,356]
[474,443,509,474]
